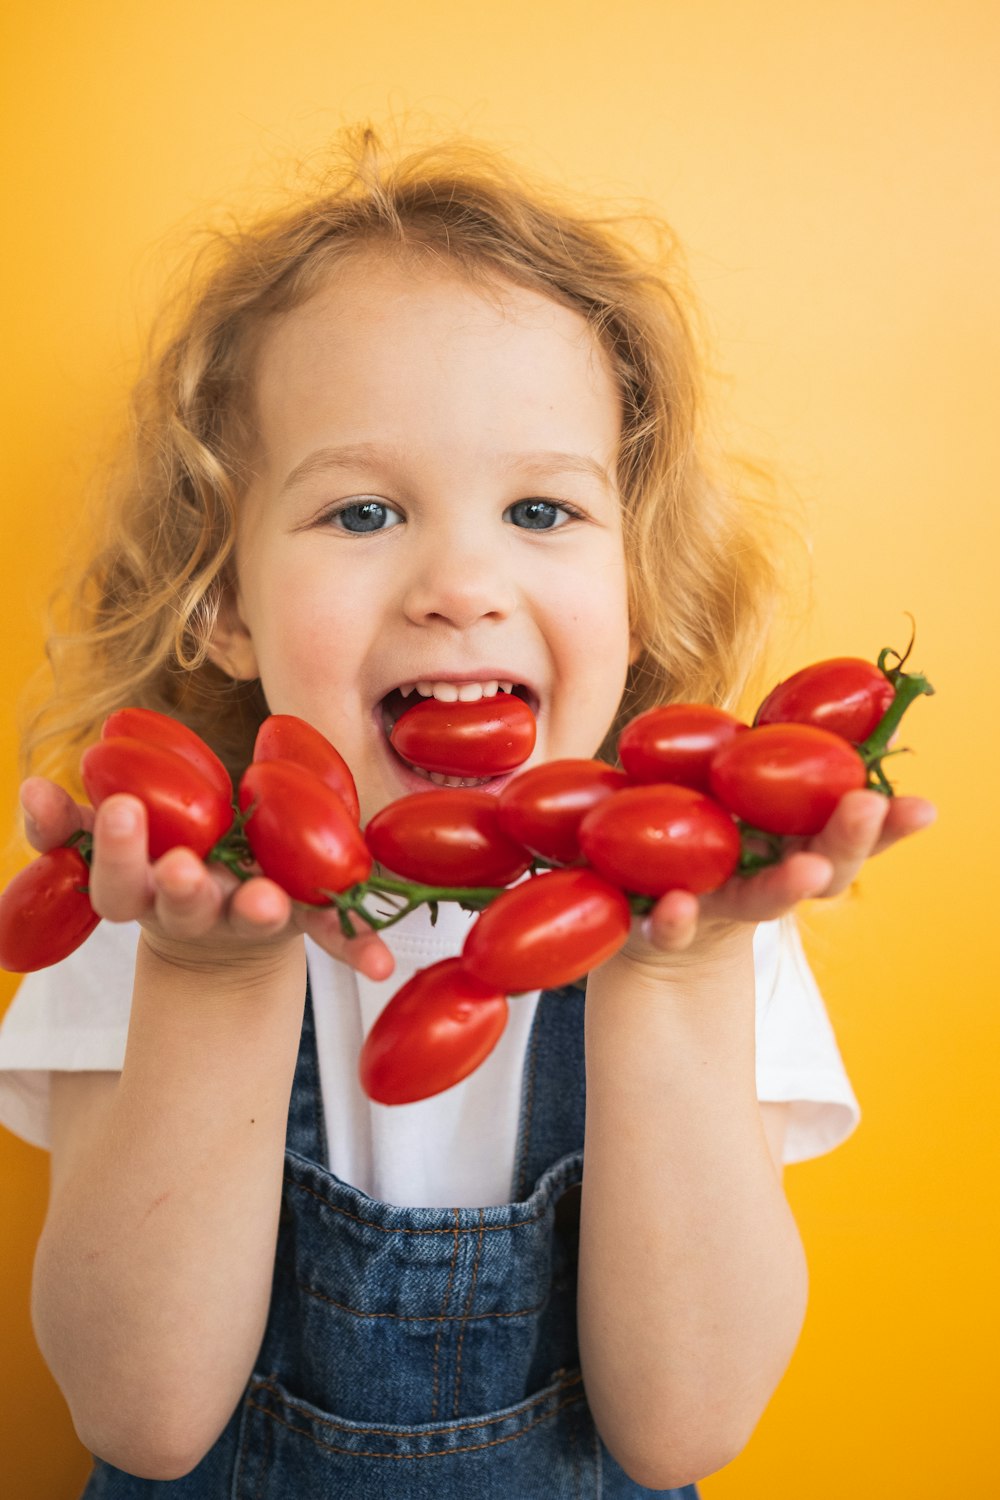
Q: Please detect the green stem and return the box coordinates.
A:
[858,650,935,793]
[325,872,515,935]
[736,823,788,875]
[65,828,93,862]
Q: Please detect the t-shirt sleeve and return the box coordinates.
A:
[0,913,859,1163]
[752,917,860,1163]
[0,920,140,1150]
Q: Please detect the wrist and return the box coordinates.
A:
[584,926,759,1101]
[604,918,756,998]
[137,928,306,997]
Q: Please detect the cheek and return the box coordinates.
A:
[244,558,361,700]
[558,550,632,651]
[544,555,633,734]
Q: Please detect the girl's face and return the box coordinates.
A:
[216,252,634,824]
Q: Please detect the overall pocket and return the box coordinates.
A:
[233,1365,597,1500]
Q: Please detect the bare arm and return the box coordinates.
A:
[36,941,306,1479]
[578,937,806,1491]
[576,789,934,1489]
[25,781,391,1480]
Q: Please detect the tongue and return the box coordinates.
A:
[389,692,536,777]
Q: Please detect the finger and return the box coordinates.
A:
[641,889,701,952]
[88,796,154,921]
[227,875,295,942]
[702,850,836,923]
[870,795,937,855]
[151,847,228,939]
[296,904,396,981]
[19,777,93,852]
[806,790,890,897]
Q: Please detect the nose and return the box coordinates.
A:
[400,531,518,630]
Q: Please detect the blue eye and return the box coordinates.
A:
[504,499,575,531]
[326,499,403,534]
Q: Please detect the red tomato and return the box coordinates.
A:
[617,704,747,792]
[709,724,867,836]
[754,657,895,743]
[253,714,360,822]
[462,868,631,992]
[578,785,741,896]
[238,760,372,903]
[359,958,509,1104]
[365,790,531,887]
[496,759,629,865]
[102,707,233,804]
[390,693,536,777]
[0,847,100,973]
[81,738,234,859]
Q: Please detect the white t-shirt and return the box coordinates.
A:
[0,910,859,1207]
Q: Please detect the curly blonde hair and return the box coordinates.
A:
[22,128,782,791]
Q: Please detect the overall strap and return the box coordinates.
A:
[510,983,587,1201]
[285,977,328,1163]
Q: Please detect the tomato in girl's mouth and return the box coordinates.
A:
[381,682,537,782]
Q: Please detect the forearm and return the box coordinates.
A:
[32,937,308,1476]
[577,937,808,1488]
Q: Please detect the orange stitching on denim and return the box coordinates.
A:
[430,1210,460,1422]
[451,1210,485,1419]
[245,1383,585,1459]
[566,1396,581,1498]
[253,1393,272,1500]
[283,1175,552,1233]
[251,1371,581,1438]
[295,1278,549,1322]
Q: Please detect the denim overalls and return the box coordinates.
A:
[81,980,700,1498]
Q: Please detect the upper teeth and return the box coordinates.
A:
[398,680,515,702]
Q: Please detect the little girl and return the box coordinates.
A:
[0,133,932,1496]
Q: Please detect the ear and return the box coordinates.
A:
[205,590,260,681]
[628,628,644,666]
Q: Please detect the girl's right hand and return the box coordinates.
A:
[18,777,394,981]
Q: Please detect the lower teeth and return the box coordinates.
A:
[411,766,490,788]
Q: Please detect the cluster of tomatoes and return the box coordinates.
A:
[0,646,932,1106]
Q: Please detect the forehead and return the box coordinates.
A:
[249,251,622,468]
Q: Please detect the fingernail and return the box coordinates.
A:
[104,803,137,836]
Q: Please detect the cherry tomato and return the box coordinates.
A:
[101,707,233,804]
[0,846,100,973]
[81,738,234,859]
[253,714,360,822]
[365,790,531,887]
[462,868,631,992]
[617,704,747,792]
[359,958,509,1104]
[496,759,629,865]
[390,693,536,777]
[578,785,741,895]
[754,657,895,743]
[238,760,372,902]
[709,723,867,836]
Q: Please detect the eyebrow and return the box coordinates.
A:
[278,442,615,495]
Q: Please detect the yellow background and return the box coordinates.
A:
[1,2,996,1494]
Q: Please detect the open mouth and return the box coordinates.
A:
[379,680,537,788]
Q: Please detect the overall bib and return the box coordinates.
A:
[81,982,700,1498]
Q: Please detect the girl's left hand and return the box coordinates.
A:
[639,790,937,955]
